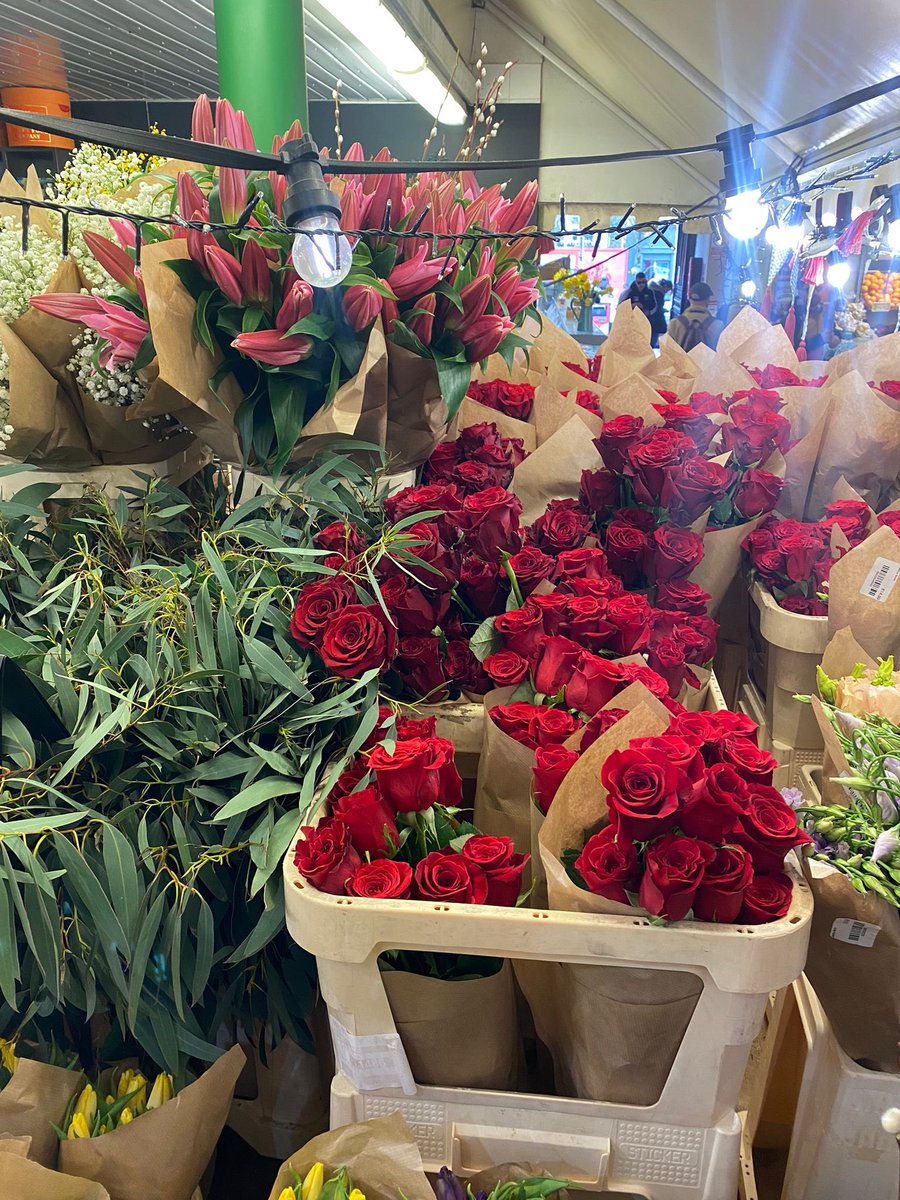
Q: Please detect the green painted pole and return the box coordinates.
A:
[214,0,309,147]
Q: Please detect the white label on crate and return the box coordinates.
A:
[329,1015,417,1095]
[859,557,900,603]
[830,918,881,947]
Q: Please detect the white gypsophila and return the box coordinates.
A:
[67,328,146,408]
[0,347,12,452]
[0,217,63,325]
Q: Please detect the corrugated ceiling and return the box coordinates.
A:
[0,0,410,102]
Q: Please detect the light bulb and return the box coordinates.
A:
[852,205,863,219]
[290,214,353,288]
[888,219,900,252]
[826,261,851,289]
[740,279,757,299]
[822,211,837,228]
[765,224,780,247]
[722,189,769,240]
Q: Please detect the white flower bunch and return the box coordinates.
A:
[67,329,146,408]
[0,216,61,325]
[0,348,13,452]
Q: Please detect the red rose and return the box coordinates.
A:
[460,555,506,616]
[749,364,801,389]
[654,403,718,452]
[414,848,489,903]
[602,746,691,842]
[384,483,463,541]
[606,592,652,655]
[446,638,492,694]
[708,711,760,741]
[722,404,793,465]
[397,714,437,739]
[379,573,449,636]
[617,662,677,709]
[484,649,530,687]
[469,435,515,480]
[293,818,361,894]
[718,736,778,786]
[646,636,688,698]
[689,391,727,415]
[528,593,571,636]
[502,436,528,467]
[320,603,397,677]
[733,788,812,872]
[565,651,627,715]
[529,706,581,748]
[529,499,592,553]
[459,487,523,559]
[424,440,462,482]
[460,835,530,905]
[507,546,556,596]
[564,594,615,651]
[649,524,705,583]
[733,468,784,519]
[579,468,619,518]
[605,521,649,586]
[778,531,829,584]
[779,595,828,616]
[566,574,625,603]
[595,414,647,472]
[332,785,399,857]
[467,379,535,420]
[459,421,504,450]
[824,499,871,546]
[627,427,696,506]
[661,457,733,525]
[743,526,777,558]
[494,603,545,660]
[876,378,900,400]
[368,736,462,812]
[452,461,496,494]
[575,825,640,903]
[878,510,900,535]
[616,507,658,532]
[630,734,704,781]
[679,763,748,842]
[346,859,413,899]
[290,577,357,647]
[554,547,609,583]
[693,846,754,922]
[533,635,584,696]
[388,521,458,591]
[329,759,370,798]
[655,580,712,614]
[640,833,716,921]
[491,701,544,748]
[395,636,449,702]
[533,745,580,814]
[738,872,794,924]
[314,521,366,556]
[576,389,602,416]
[754,550,789,586]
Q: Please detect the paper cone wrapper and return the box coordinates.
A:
[532,376,578,446]
[716,305,771,359]
[826,525,900,659]
[691,517,763,613]
[0,1150,110,1200]
[382,962,518,1089]
[455,396,536,452]
[382,338,448,470]
[776,385,834,519]
[528,317,588,384]
[802,859,900,1071]
[600,372,666,425]
[807,370,900,516]
[657,336,700,379]
[687,341,717,372]
[0,168,55,236]
[600,304,654,386]
[473,688,535,855]
[829,328,900,383]
[511,415,600,525]
[58,1045,244,1200]
[267,1113,434,1200]
[0,1060,83,1167]
[691,354,756,398]
[470,356,539,387]
[731,322,799,370]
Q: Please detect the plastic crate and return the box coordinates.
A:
[737,681,823,789]
[781,975,900,1200]
[749,584,828,752]
[283,849,812,1199]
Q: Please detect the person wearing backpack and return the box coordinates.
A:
[667,281,724,351]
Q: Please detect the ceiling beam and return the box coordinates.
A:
[490,0,718,194]
[589,0,796,166]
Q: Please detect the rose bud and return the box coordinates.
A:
[533,745,580,814]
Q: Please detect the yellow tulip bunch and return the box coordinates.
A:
[0,1037,18,1078]
[277,1162,366,1200]
[62,1070,175,1139]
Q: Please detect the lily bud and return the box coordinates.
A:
[407,293,436,344]
[301,1162,325,1200]
[232,329,313,366]
[277,280,315,332]
[241,238,271,304]
[204,246,244,306]
[146,1072,174,1110]
[463,313,514,362]
[343,283,383,332]
[191,94,215,144]
[387,245,453,301]
[219,166,249,225]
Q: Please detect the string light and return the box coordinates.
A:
[282,134,353,288]
[740,279,758,299]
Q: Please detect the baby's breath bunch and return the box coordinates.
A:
[67,328,147,408]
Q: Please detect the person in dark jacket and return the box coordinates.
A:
[618,272,658,322]
[648,278,673,348]
[667,282,724,350]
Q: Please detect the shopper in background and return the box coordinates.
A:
[619,272,658,322]
[667,281,724,350]
[805,282,844,360]
[648,278,673,348]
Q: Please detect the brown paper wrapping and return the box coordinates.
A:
[691,516,764,614]
[731,322,799,370]
[58,1045,244,1200]
[382,961,518,1088]
[687,341,717,372]
[531,376,577,446]
[807,370,900,516]
[656,336,700,380]
[600,372,666,426]
[0,1060,83,1167]
[777,385,833,519]
[0,1150,110,1200]
[826,525,900,659]
[802,860,900,1071]
[473,688,535,855]
[455,396,537,453]
[267,1113,435,1200]
[690,354,756,399]
[716,305,772,359]
[510,416,601,525]
[829,328,900,383]
[600,304,654,386]
[528,317,588,388]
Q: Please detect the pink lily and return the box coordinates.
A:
[94,307,150,368]
[215,98,256,151]
[407,293,436,344]
[343,143,365,162]
[269,171,287,216]
[219,167,248,225]
[382,288,400,334]
[343,283,383,332]
[367,169,404,230]
[108,218,137,250]
[277,280,314,331]
[204,245,244,305]
[177,173,209,223]
[463,313,514,362]
[30,293,104,322]
[272,119,304,154]
[447,274,492,336]
[231,328,312,366]
[493,265,539,317]
[495,180,538,234]
[362,147,394,195]
[187,213,217,268]
[83,231,141,297]
[192,94,215,144]
[241,238,271,304]
[340,184,362,232]
[387,245,451,301]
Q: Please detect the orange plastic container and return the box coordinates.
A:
[1,86,73,148]
[2,34,72,148]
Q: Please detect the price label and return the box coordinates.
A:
[859,557,900,603]
[830,918,880,947]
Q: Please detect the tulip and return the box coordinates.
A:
[0,1038,17,1075]
[118,1106,133,1125]
[343,283,383,331]
[74,1083,98,1126]
[146,1071,173,1110]
[30,292,104,323]
[387,245,453,301]
[277,280,314,331]
[277,1190,296,1200]
[83,231,139,295]
[348,1190,366,1200]
[191,93,215,144]
[177,173,209,223]
[407,292,436,344]
[232,328,313,366]
[436,1167,466,1200]
[204,245,244,305]
[241,238,271,304]
[219,166,249,225]
[301,1163,324,1200]
[463,313,514,362]
[116,1069,147,1110]
[67,1112,91,1140]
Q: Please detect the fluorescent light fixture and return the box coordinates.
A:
[321,0,467,124]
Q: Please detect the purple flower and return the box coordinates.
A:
[781,786,804,810]
[872,829,899,863]
[436,1168,466,1200]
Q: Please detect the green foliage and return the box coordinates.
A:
[0,453,388,1078]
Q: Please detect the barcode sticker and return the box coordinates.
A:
[859,557,900,603]
[830,918,880,947]
[329,1015,417,1094]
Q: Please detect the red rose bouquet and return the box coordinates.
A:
[746,364,827,389]
[466,379,535,422]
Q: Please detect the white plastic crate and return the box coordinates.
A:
[283,848,812,1199]
[781,975,900,1200]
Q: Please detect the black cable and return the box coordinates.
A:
[758,73,900,140]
